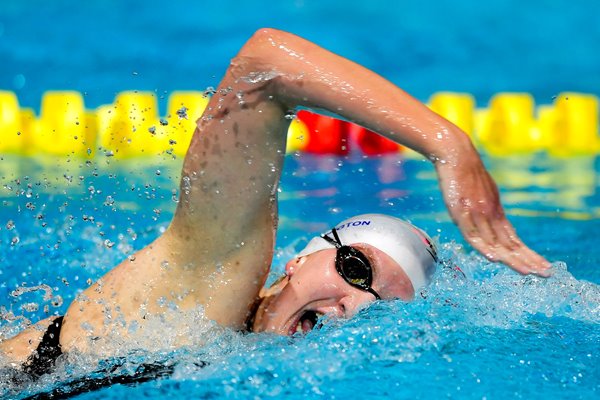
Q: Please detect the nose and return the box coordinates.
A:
[285,256,306,276]
[338,291,377,317]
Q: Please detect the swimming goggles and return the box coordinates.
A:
[321,228,381,300]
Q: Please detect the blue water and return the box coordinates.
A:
[1,0,600,399]
[1,0,600,110]
[1,154,599,399]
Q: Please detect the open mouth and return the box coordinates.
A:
[289,310,324,335]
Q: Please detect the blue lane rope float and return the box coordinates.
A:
[0,90,598,157]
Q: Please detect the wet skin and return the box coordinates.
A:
[252,244,415,335]
[1,28,551,364]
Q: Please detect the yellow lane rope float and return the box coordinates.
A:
[0,90,598,157]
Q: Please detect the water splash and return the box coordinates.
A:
[1,242,598,398]
[427,242,600,327]
[0,306,225,398]
[241,71,280,84]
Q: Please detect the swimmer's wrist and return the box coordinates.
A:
[424,126,478,168]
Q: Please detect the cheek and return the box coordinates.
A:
[292,272,347,300]
[381,270,414,300]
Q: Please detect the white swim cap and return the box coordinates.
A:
[297,214,438,291]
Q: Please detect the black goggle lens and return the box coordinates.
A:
[322,228,381,300]
[337,247,372,287]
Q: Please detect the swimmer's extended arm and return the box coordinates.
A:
[172,28,550,278]
[246,28,550,276]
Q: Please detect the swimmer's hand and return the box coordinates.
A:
[435,157,552,277]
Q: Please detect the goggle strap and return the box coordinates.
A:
[321,228,342,248]
[366,287,381,300]
[331,228,342,246]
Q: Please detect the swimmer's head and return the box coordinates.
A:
[251,213,438,336]
[297,214,438,291]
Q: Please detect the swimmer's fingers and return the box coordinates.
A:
[491,218,553,276]
[468,210,552,277]
[437,159,552,277]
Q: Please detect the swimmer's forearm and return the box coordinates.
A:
[236,28,477,164]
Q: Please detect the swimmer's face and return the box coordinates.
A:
[251,243,415,335]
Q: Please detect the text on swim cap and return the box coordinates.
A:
[334,220,371,230]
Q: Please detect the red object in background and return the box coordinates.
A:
[296,110,402,155]
[348,124,402,155]
[297,110,349,155]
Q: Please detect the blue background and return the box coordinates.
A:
[1,0,599,111]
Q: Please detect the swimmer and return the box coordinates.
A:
[0,28,552,376]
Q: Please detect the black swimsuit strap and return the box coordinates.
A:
[22,316,64,377]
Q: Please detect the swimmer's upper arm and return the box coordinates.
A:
[166,26,460,265]
[163,30,292,308]
[161,28,486,310]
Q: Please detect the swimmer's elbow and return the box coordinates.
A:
[249,28,288,46]
[228,28,285,83]
[236,28,293,64]
[241,28,276,50]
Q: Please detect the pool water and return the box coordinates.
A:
[2,0,599,108]
[1,0,600,398]
[1,152,599,399]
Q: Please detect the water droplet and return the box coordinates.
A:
[21,303,39,312]
[219,87,232,96]
[51,295,63,307]
[242,71,279,84]
[176,106,188,119]
[236,91,246,107]
[182,176,191,195]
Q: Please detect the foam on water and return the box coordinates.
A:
[1,154,599,398]
[2,241,598,399]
